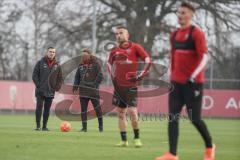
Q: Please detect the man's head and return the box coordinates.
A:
[177,1,195,27]
[46,47,56,60]
[115,26,129,44]
[81,48,93,64]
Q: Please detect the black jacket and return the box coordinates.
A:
[32,57,62,98]
[73,60,103,98]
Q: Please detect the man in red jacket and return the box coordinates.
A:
[155,2,215,160]
[107,26,151,147]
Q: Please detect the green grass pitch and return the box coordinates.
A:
[0,115,239,160]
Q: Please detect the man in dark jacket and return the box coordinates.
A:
[32,47,62,131]
[73,49,103,132]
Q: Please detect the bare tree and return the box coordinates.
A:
[96,0,240,89]
[0,0,239,89]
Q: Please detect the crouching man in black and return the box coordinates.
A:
[73,49,103,132]
[32,47,62,131]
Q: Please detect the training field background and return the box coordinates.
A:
[0,115,239,160]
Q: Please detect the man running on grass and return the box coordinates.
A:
[155,2,215,160]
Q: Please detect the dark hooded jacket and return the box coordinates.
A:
[32,57,63,98]
[73,59,103,98]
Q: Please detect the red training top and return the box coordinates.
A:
[108,41,149,87]
[170,25,208,84]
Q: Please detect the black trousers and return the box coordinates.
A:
[168,81,212,155]
[80,97,103,129]
[35,96,53,128]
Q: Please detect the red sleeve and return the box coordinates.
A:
[190,27,208,78]
[108,51,114,65]
[192,27,208,56]
[170,32,175,72]
[135,44,149,60]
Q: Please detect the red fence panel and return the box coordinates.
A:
[0,80,239,118]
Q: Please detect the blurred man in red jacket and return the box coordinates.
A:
[155,2,215,160]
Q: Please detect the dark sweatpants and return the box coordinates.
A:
[168,81,212,155]
[35,96,53,128]
[80,97,103,129]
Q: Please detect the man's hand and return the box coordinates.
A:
[126,71,146,82]
[187,77,198,90]
[127,57,151,82]
[129,75,139,82]
[72,86,78,94]
[188,77,195,85]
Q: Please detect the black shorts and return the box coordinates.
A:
[112,85,137,108]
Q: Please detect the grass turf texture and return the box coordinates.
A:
[0,115,239,160]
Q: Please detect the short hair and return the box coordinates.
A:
[80,48,96,64]
[116,26,128,30]
[180,1,195,12]
[47,47,55,51]
[82,48,92,54]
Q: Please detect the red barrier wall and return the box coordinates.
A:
[0,80,239,118]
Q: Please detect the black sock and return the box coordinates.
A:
[98,117,103,128]
[120,132,127,141]
[134,129,139,139]
[82,122,87,130]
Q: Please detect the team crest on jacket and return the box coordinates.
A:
[194,90,200,97]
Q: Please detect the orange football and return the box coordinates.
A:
[60,121,71,132]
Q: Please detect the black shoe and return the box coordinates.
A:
[79,128,87,132]
[99,126,103,133]
[42,127,50,131]
[35,127,41,131]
